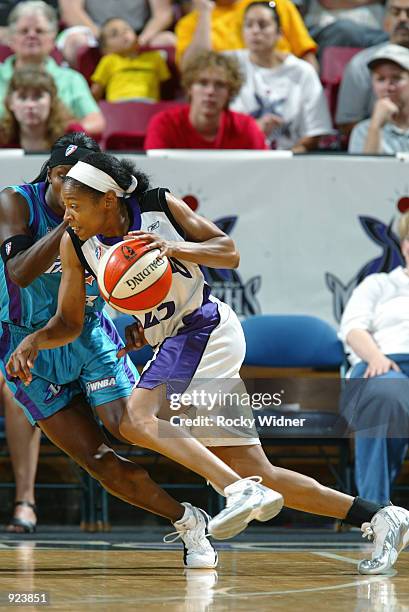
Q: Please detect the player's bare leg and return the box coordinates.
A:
[119,386,284,538]
[120,385,253,490]
[39,395,185,521]
[211,443,353,518]
[210,443,409,573]
[39,394,218,567]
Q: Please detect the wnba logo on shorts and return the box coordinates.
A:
[86,377,116,394]
[44,383,64,403]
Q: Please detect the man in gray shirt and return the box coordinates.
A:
[336,0,409,134]
[348,44,409,153]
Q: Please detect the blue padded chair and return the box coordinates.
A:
[241,314,351,493]
[242,314,345,369]
[112,314,153,367]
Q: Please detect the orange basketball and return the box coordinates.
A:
[97,238,172,314]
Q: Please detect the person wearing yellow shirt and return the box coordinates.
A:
[176,0,319,71]
[91,17,170,102]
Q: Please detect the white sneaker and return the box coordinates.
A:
[358,505,409,574]
[207,476,283,540]
[164,503,218,569]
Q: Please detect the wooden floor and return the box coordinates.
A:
[0,537,408,611]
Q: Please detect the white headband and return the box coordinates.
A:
[66,161,138,198]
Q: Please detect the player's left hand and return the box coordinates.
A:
[117,320,147,358]
[123,230,176,258]
[6,335,39,385]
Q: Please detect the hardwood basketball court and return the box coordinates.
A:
[0,530,407,610]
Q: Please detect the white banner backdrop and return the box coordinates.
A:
[0,152,407,325]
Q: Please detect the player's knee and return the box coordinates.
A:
[119,410,158,445]
[80,444,118,479]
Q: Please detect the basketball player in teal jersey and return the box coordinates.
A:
[7,151,409,574]
[0,134,249,570]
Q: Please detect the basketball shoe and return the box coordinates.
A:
[208,476,284,540]
[358,505,409,574]
[164,502,218,569]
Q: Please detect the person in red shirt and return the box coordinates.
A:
[144,50,267,150]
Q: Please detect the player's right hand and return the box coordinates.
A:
[5,335,39,385]
[117,320,147,358]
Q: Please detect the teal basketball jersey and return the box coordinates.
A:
[0,182,105,328]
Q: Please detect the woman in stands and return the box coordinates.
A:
[0,66,75,151]
[7,150,409,574]
[228,1,332,152]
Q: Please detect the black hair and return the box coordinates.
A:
[244,1,280,28]
[63,152,151,199]
[99,16,134,49]
[30,133,101,184]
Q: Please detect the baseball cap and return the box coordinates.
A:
[368,44,409,71]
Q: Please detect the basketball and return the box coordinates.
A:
[97,238,172,314]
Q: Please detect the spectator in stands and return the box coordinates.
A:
[0,66,73,151]
[0,1,105,136]
[304,0,387,60]
[348,45,409,153]
[0,373,39,533]
[58,0,176,67]
[339,211,409,504]
[228,1,332,151]
[336,0,409,136]
[0,0,58,46]
[176,0,319,71]
[144,50,267,149]
[90,18,170,103]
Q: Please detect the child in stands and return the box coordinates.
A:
[91,17,170,103]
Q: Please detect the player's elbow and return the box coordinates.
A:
[230,249,240,268]
[8,269,32,288]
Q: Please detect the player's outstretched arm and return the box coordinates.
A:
[6,233,86,385]
[125,192,240,269]
[0,189,68,287]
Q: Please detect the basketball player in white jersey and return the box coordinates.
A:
[7,152,409,574]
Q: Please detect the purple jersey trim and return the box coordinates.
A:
[0,323,43,420]
[4,266,21,325]
[0,322,10,362]
[138,294,220,395]
[15,383,44,420]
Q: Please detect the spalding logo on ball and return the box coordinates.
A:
[97,238,172,314]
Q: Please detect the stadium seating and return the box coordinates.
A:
[0,43,64,64]
[320,46,362,121]
[99,99,183,150]
[241,314,351,494]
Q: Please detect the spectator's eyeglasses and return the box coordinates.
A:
[14,27,52,36]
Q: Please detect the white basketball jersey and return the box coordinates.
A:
[68,188,211,346]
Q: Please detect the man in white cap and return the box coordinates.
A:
[336,0,409,136]
[348,43,409,153]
